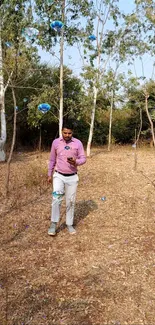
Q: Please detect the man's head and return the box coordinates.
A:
[62,121,73,142]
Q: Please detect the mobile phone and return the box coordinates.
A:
[67,157,73,161]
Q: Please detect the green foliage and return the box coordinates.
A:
[34,0,94,50]
[27,65,85,128]
[1,1,35,49]
[92,108,138,145]
[1,0,155,150]
[1,0,39,86]
[112,109,138,143]
[123,78,155,140]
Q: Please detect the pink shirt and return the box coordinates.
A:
[48,137,86,176]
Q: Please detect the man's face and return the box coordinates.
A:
[62,128,73,142]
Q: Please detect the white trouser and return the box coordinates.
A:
[51,172,79,226]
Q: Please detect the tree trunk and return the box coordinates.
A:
[59,0,65,136]
[86,86,98,157]
[5,87,17,196]
[108,89,114,151]
[145,93,155,147]
[135,107,142,145]
[0,25,6,161]
[39,126,42,152]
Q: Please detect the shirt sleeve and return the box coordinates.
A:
[76,141,86,166]
[48,141,56,176]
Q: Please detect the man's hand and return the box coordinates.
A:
[67,157,77,167]
[48,176,52,184]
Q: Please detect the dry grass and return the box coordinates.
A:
[0,145,155,325]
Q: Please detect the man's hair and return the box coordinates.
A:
[62,120,74,130]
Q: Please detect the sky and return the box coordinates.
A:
[38,0,155,81]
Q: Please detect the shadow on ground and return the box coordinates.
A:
[56,199,98,233]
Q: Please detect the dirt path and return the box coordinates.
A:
[0,146,155,325]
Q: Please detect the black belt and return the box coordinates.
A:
[55,170,77,176]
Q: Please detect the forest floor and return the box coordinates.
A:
[0,145,155,325]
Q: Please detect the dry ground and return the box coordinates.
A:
[0,145,155,325]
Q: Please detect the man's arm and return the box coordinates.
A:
[48,141,56,181]
[76,141,86,166]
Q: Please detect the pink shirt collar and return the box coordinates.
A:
[60,136,75,142]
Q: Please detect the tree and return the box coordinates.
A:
[80,0,155,155]
[81,0,131,156]
[131,0,155,145]
[27,65,85,133]
[0,23,6,161]
[124,78,155,146]
[103,65,122,151]
[34,0,93,136]
[0,0,36,161]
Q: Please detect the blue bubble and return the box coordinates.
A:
[38,103,51,114]
[53,191,64,197]
[50,20,64,32]
[5,41,12,48]
[88,34,96,41]
[101,196,106,201]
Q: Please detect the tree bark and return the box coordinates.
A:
[0,24,6,161]
[86,86,98,157]
[5,87,17,196]
[145,93,155,147]
[108,89,114,151]
[59,0,65,136]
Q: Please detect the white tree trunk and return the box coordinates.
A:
[59,34,63,137]
[108,89,114,151]
[0,26,6,162]
[86,86,98,157]
[145,93,155,146]
[59,0,65,137]
[5,86,17,196]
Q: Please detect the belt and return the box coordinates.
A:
[55,170,77,177]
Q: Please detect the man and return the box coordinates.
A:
[48,121,86,235]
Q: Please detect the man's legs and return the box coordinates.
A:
[51,173,65,223]
[48,173,65,235]
[48,173,78,235]
[65,174,79,228]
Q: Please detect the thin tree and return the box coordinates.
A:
[82,0,130,156]
[0,22,6,161]
[5,85,17,196]
[107,64,120,151]
[34,0,93,136]
[59,0,65,135]
[0,0,35,161]
[143,86,155,147]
